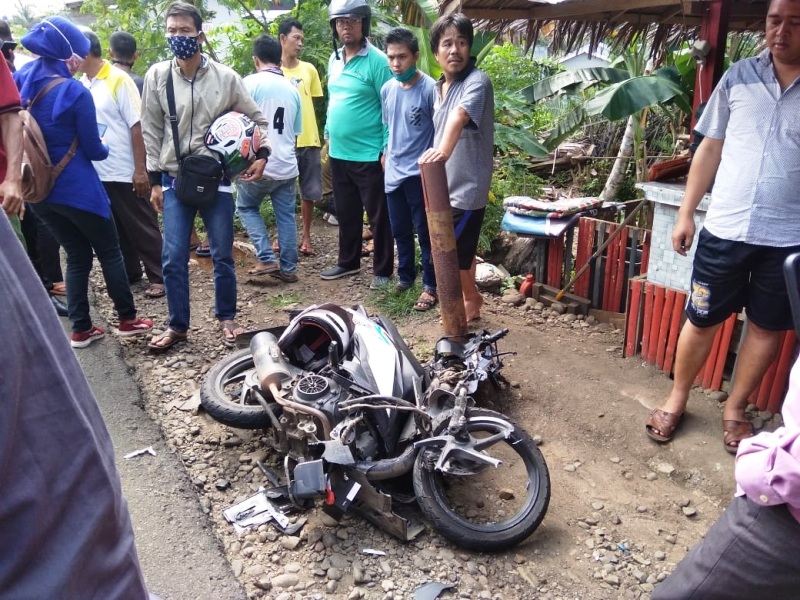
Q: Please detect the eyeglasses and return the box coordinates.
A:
[335,17,361,27]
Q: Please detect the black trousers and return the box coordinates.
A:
[20,207,63,286]
[330,157,393,277]
[104,181,164,285]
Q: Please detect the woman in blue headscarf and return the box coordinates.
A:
[14,16,152,347]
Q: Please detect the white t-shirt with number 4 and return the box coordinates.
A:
[243,70,302,181]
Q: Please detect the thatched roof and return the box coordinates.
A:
[440,0,768,56]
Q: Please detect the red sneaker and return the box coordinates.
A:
[70,325,105,348]
[117,317,154,337]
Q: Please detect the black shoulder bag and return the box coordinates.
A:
[167,69,223,208]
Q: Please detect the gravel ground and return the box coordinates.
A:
[81,221,775,599]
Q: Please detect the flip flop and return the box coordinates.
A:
[247,262,280,276]
[195,243,211,258]
[722,420,754,455]
[144,283,165,298]
[147,329,187,353]
[221,320,245,348]
[413,291,438,312]
[362,240,374,256]
[51,282,67,296]
[645,408,684,443]
[300,245,314,256]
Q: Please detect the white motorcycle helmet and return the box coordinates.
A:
[278,304,355,370]
[204,111,260,179]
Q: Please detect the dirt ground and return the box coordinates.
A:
[99,213,749,599]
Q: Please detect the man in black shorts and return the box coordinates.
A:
[418,13,494,322]
[645,0,800,453]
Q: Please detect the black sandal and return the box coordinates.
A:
[413,291,438,312]
[147,329,187,353]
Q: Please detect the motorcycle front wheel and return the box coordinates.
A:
[413,408,550,552]
[200,349,273,429]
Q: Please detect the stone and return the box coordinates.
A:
[551,302,566,315]
[499,489,516,501]
[232,559,243,577]
[591,502,604,511]
[320,513,340,527]
[709,391,728,403]
[654,551,666,561]
[656,463,676,476]
[280,536,302,550]
[750,416,764,430]
[327,567,343,581]
[564,465,576,472]
[532,435,543,446]
[326,580,339,594]
[245,565,265,577]
[501,293,525,306]
[215,479,230,491]
[682,506,698,517]
[255,577,271,591]
[381,580,395,592]
[609,456,621,464]
[271,574,300,589]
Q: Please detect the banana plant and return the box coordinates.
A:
[521,41,692,201]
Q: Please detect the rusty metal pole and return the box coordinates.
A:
[419,160,467,336]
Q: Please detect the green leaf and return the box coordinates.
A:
[494,123,550,157]
[521,68,631,102]
[543,106,588,148]
[583,76,690,121]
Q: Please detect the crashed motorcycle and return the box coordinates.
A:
[201,303,550,551]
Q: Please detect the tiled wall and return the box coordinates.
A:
[637,182,711,292]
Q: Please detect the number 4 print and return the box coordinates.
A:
[273,107,285,135]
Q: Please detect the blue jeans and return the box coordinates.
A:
[236,177,298,274]
[162,184,236,333]
[31,203,137,333]
[386,176,436,292]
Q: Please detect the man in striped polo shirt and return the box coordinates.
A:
[646,0,800,453]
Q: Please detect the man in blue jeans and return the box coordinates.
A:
[141,2,270,351]
[237,33,301,284]
[381,27,437,311]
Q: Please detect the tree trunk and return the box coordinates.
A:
[599,114,636,203]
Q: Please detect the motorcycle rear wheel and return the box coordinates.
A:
[413,408,550,552]
[200,349,272,429]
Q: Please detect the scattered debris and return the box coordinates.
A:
[222,488,290,535]
[414,581,456,600]
[124,446,156,459]
[362,548,386,556]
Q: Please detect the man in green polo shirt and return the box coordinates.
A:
[320,0,393,287]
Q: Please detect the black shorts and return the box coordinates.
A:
[686,228,800,330]
[452,207,485,270]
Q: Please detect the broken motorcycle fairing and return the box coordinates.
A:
[201,303,551,551]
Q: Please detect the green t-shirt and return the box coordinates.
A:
[326,41,391,162]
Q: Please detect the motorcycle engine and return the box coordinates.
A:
[292,373,347,421]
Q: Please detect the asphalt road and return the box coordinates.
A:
[71,316,246,600]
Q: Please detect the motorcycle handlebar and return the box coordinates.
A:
[484,328,509,344]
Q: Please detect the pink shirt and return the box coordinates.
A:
[736,356,800,524]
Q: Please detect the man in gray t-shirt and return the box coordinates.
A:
[381,27,437,311]
[419,13,494,323]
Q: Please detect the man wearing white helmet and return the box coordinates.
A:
[141,1,271,351]
[320,0,394,288]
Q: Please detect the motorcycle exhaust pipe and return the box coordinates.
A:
[251,332,294,390]
[251,332,333,440]
[354,444,416,481]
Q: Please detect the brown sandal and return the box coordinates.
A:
[722,420,754,455]
[247,262,279,276]
[144,283,165,298]
[645,408,683,443]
